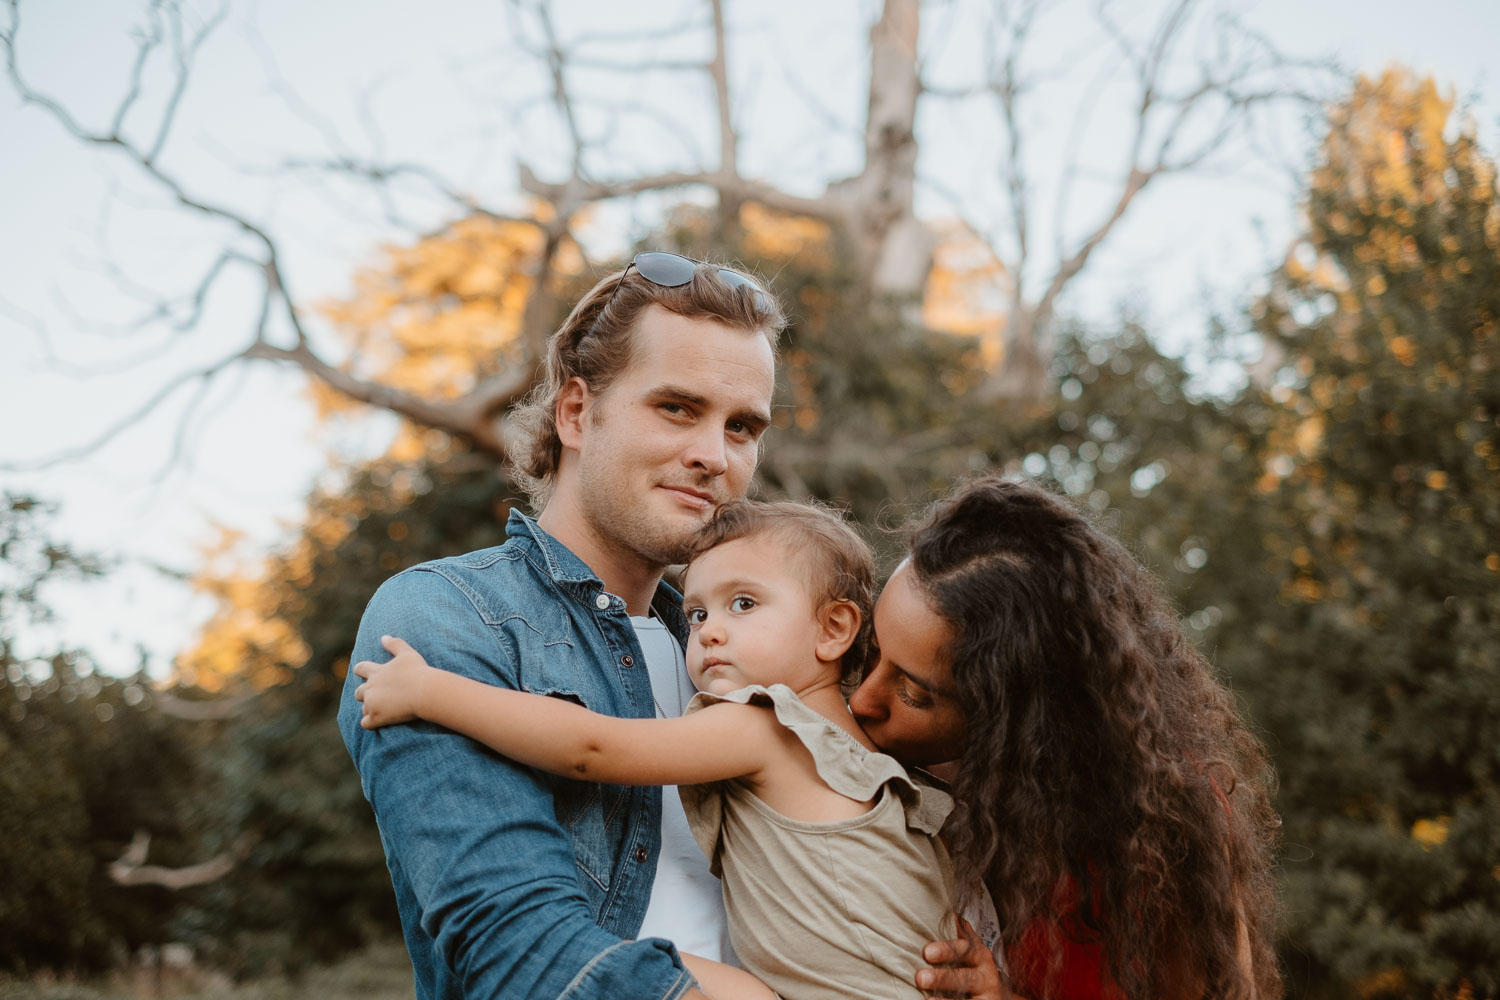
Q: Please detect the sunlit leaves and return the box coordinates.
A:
[1235,68,1500,994]
[311,210,584,419]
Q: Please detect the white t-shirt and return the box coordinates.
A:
[630,615,737,966]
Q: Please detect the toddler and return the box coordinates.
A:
[354,500,957,1000]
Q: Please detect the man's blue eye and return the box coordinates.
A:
[728,420,762,439]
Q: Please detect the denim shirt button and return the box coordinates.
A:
[635,845,649,862]
[621,654,634,668]
[595,593,610,610]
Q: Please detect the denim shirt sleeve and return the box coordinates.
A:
[338,568,697,1000]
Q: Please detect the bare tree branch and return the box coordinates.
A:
[4,0,1334,462]
[0,351,242,473]
[987,0,1043,276]
[108,0,165,139]
[146,0,228,163]
[240,337,529,458]
[980,0,1325,400]
[517,164,843,221]
[277,155,537,226]
[110,829,256,890]
[531,0,587,177]
[708,0,737,179]
[152,688,257,720]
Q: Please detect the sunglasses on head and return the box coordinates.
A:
[591,251,775,331]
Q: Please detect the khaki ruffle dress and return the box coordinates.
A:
[679,683,957,1000]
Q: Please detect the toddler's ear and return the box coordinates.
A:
[815,600,861,664]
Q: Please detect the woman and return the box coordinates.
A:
[852,476,1281,1000]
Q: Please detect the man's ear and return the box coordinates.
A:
[555,376,592,452]
[815,600,861,664]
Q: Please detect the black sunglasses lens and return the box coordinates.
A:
[634,251,698,287]
[716,268,774,315]
[630,251,772,314]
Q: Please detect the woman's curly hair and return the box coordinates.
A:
[906,476,1281,1000]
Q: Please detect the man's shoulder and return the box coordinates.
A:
[409,540,526,576]
[373,540,556,621]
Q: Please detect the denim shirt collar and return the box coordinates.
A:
[504,508,689,642]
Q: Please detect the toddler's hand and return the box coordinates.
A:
[353,635,434,729]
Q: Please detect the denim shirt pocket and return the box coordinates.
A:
[499,614,621,902]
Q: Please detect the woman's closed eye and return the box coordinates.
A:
[895,677,933,709]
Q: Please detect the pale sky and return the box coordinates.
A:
[2,0,1496,678]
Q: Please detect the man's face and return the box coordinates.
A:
[568,305,776,569]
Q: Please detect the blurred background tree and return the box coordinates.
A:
[1,496,212,974]
[1215,70,1500,996]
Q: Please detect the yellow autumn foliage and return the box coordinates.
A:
[179,522,315,690]
[179,481,407,689]
[1316,69,1455,211]
[1411,815,1451,848]
[739,203,833,268]
[923,219,1010,350]
[182,213,584,687]
[1298,69,1497,301]
[311,209,585,420]
[1271,69,1498,491]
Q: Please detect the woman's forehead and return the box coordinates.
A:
[875,566,955,685]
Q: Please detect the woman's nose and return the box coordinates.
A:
[848,676,886,720]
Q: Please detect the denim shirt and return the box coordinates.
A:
[337,509,697,1000]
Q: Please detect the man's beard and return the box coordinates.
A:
[576,462,718,570]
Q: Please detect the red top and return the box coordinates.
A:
[1007,913,1122,1000]
[1005,775,1230,998]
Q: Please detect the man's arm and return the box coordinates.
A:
[337,568,700,1000]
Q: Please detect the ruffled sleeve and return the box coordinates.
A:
[679,683,953,851]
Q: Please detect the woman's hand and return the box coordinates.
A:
[916,916,1018,1000]
[353,635,435,728]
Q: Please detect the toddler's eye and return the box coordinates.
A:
[730,596,757,613]
[686,608,707,626]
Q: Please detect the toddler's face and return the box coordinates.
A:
[681,535,825,695]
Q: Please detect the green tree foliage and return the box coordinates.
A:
[1213,72,1500,997]
[0,497,206,974]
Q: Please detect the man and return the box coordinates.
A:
[337,251,781,1000]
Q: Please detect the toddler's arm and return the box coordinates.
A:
[679,953,778,1000]
[354,635,774,787]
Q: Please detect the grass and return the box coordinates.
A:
[0,941,414,1000]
